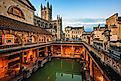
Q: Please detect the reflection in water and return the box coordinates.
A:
[23,58,82,81]
[55,73,82,81]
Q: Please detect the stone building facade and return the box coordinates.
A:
[34,2,63,40]
[92,25,106,51]
[92,13,121,59]
[105,13,121,59]
[82,32,91,44]
[0,0,35,25]
[64,26,84,41]
[0,0,53,79]
[106,13,121,41]
[91,13,121,77]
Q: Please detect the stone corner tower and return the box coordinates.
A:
[41,2,52,21]
[56,15,63,40]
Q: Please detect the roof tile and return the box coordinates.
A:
[0,15,52,35]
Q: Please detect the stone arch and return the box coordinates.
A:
[54,23,57,31]
[45,23,48,28]
[41,22,44,28]
[7,5,25,19]
[49,23,52,28]
[37,20,40,27]
[54,23,57,28]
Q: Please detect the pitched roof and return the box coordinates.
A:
[18,0,36,11]
[0,15,52,35]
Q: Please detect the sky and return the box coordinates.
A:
[30,0,121,31]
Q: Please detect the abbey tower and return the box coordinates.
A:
[41,2,52,21]
[34,2,63,40]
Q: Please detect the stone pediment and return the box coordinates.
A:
[18,0,36,11]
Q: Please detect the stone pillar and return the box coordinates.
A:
[86,52,89,62]
[85,51,89,71]
[37,49,39,58]
[37,35,39,44]
[89,58,94,80]
[45,46,48,56]
[21,52,25,63]
[22,34,25,46]
[72,45,74,57]
[61,45,63,56]
[84,50,86,60]
[51,45,53,56]
[46,36,48,43]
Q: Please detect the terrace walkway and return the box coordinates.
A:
[83,42,121,81]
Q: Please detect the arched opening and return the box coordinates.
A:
[41,22,44,28]
[49,23,52,28]
[45,23,48,28]
[37,20,40,27]
[54,23,57,32]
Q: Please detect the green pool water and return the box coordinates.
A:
[23,58,82,81]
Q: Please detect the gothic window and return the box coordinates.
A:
[49,23,52,28]
[41,22,44,27]
[37,20,40,27]
[7,6,25,19]
[45,23,48,28]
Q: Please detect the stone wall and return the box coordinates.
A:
[0,0,34,25]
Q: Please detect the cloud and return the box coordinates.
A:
[63,18,106,31]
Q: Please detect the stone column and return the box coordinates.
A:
[61,45,63,57]
[21,52,25,64]
[72,45,74,57]
[37,35,39,44]
[89,58,94,80]
[21,34,25,46]
[37,49,39,58]
[84,50,86,60]
[45,46,48,56]
[51,45,53,56]
[86,52,89,62]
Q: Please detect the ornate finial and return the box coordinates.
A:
[50,4,52,10]
[41,4,43,10]
[47,1,49,8]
